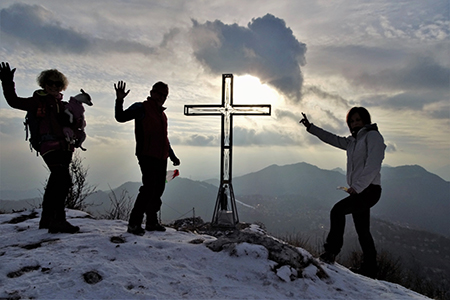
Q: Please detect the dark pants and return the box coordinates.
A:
[324,184,381,266]
[41,151,73,224]
[129,155,167,227]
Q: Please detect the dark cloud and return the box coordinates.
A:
[275,107,347,136]
[178,126,297,147]
[315,45,406,71]
[274,109,299,123]
[356,57,450,92]
[303,86,353,109]
[0,3,90,53]
[190,14,307,103]
[312,45,448,99]
[0,3,155,55]
[361,90,449,119]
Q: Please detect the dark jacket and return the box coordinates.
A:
[2,81,72,155]
[115,97,171,160]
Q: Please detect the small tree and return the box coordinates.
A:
[65,152,97,211]
[102,186,133,221]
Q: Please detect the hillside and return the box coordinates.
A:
[0,209,430,300]
[235,194,450,292]
[231,163,450,237]
[2,163,448,296]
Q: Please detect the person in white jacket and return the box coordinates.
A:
[300,107,386,279]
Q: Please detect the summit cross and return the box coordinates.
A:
[184,74,271,227]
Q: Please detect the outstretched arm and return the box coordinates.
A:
[301,112,350,150]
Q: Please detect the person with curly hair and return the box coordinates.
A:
[0,62,79,234]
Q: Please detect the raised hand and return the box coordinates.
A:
[0,62,16,82]
[114,81,130,101]
[299,112,311,129]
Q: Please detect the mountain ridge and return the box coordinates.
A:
[1,163,448,237]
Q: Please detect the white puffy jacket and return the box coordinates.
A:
[308,123,386,193]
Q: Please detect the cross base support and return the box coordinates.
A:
[211,183,238,227]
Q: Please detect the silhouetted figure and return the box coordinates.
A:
[0,62,80,234]
[300,107,386,279]
[114,80,180,235]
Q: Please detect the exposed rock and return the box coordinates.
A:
[170,217,205,232]
[5,211,39,224]
[110,236,126,244]
[83,270,102,284]
[170,218,328,281]
[204,224,328,281]
[20,238,60,250]
[7,265,40,278]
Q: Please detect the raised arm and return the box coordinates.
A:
[114,81,137,122]
[0,62,36,111]
[300,112,350,150]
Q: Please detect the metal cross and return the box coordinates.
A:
[184,74,271,227]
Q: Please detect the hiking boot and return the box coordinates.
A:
[48,220,80,234]
[39,220,51,229]
[319,252,336,264]
[145,223,166,232]
[127,224,145,236]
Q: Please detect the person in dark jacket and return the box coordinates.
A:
[114,80,180,235]
[0,62,79,234]
[300,107,386,278]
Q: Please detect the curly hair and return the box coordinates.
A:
[36,69,69,90]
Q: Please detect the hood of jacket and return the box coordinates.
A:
[352,123,379,138]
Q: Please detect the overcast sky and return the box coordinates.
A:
[0,0,449,192]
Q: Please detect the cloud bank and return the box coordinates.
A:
[0,3,155,55]
[190,14,307,103]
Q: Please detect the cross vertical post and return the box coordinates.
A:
[184,74,271,227]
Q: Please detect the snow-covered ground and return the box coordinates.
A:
[0,209,430,300]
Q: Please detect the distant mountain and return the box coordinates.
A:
[2,162,448,237]
[232,163,450,237]
[375,165,450,236]
[0,198,41,212]
[82,178,218,223]
[233,162,344,208]
[0,189,41,200]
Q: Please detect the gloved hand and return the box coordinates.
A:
[169,147,180,166]
[0,62,16,83]
[171,156,180,166]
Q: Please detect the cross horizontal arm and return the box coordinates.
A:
[184,104,271,116]
[184,105,225,116]
[230,105,271,115]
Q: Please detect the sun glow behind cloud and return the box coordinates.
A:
[233,75,281,107]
